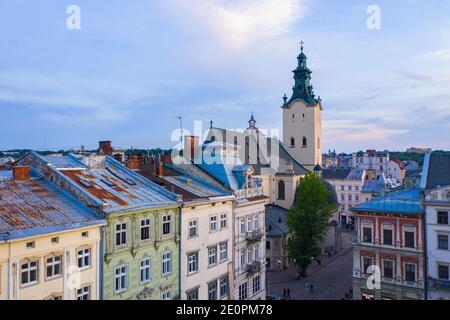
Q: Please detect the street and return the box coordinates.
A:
[267,232,354,300]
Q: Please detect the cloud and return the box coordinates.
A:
[165,0,311,51]
[324,119,408,144]
[422,48,450,61]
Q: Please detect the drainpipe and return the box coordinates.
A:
[423,204,429,300]
[178,205,182,300]
[99,225,106,300]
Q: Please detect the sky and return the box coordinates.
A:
[0,0,449,153]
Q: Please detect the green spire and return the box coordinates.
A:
[283,41,319,107]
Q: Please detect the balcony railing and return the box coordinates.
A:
[246,230,264,243]
[246,261,262,275]
[235,186,263,200]
[429,277,450,289]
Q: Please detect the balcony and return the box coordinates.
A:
[235,186,264,200]
[246,261,262,275]
[246,229,264,243]
[429,277,450,290]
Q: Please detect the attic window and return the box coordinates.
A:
[79,179,93,188]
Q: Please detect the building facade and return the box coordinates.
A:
[0,166,105,300]
[138,157,235,301]
[422,153,450,300]
[17,152,181,300]
[351,189,425,300]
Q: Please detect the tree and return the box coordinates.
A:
[287,173,336,277]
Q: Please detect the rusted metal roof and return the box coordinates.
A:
[0,178,105,240]
[35,154,180,213]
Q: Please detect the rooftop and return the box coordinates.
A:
[0,175,104,240]
[321,168,352,180]
[28,153,179,213]
[265,205,289,237]
[351,188,422,215]
[422,153,450,190]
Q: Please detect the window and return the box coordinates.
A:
[254,245,260,261]
[247,216,253,232]
[81,231,89,238]
[405,263,416,282]
[21,261,38,285]
[362,226,372,243]
[266,241,271,250]
[189,220,198,238]
[76,286,91,300]
[239,283,248,300]
[140,219,151,241]
[240,219,246,234]
[278,181,285,200]
[348,186,352,191]
[404,230,415,248]
[77,248,91,269]
[210,215,218,232]
[140,258,152,284]
[51,237,59,244]
[341,194,345,201]
[363,257,373,274]
[220,243,228,262]
[438,234,449,250]
[220,276,228,298]
[115,223,127,246]
[220,214,227,229]
[383,260,394,279]
[438,211,449,225]
[188,253,199,274]
[438,265,449,280]
[208,247,217,267]
[348,195,352,201]
[187,289,199,300]
[162,252,172,275]
[46,256,62,279]
[355,186,359,191]
[355,195,360,202]
[162,290,172,300]
[290,137,295,147]
[254,215,259,230]
[340,185,345,191]
[162,215,172,235]
[302,137,307,147]
[114,265,128,293]
[240,249,246,267]
[26,241,35,249]
[208,281,218,300]
[383,228,393,246]
[253,275,261,294]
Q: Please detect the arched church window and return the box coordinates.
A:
[211,136,216,142]
[302,137,307,147]
[290,137,295,147]
[278,180,285,200]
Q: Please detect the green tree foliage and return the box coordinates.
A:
[287,173,336,277]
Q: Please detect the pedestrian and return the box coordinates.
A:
[283,288,287,299]
[317,258,322,266]
[310,284,314,294]
[304,282,310,294]
[286,288,291,300]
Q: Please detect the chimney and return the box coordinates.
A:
[157,161,164,176]
[99,141,113,156]
[184,136,199,163]
[13,166,30,181]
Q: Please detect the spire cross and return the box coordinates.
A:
[300,40,304,52]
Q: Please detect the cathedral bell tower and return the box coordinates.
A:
[282,42,323,171]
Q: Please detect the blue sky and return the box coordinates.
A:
[0,0,449,152]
